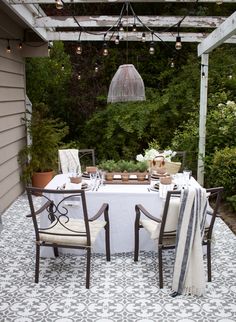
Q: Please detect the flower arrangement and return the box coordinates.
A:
[136,149,176,162]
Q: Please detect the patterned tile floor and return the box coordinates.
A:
[0,193,236,322]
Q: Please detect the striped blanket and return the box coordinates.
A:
[172,187,208,296]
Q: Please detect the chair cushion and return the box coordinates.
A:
[39,217,106,247]
[140,197,180,240]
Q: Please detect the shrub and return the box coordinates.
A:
[207,147,236,199]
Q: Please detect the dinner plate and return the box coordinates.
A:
[149,184,178,192]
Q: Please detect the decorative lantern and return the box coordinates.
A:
[107,64,146,103]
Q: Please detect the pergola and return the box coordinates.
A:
[3,0,236,184]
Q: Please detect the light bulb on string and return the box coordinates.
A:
[175,36,182,50]
[48,44,51,55]
[103,42,108,56]
[149,42,155,55]
[76,42,82,55]
[115,35,120,45]
[228,73,233,80]
[141,32,146,43]
[77,72,81,80]
[170,58,175,68]
[55,0,63,10]
[18,42,23,49]
[6,40,11,53]
[61,64,65,71]
[216,0,223,4]
[94,63,99,73]
[119,22,124,32]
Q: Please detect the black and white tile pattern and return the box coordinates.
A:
[0,194,236,321]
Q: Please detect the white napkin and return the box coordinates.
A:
[64,182,82,206]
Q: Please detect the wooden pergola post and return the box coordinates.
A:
[197,53,209,186]
[197,11,236,186]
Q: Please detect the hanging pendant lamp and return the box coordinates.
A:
[107,64,146,103]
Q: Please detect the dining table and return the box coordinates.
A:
[40,173,200,257]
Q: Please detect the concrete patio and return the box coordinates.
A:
[0,193,235,321]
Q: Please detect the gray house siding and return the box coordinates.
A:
[0,2,47,216]
[0,40,26,214]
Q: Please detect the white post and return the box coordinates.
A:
[197,53,209,186]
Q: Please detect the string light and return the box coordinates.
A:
[132,23,137,32]
[141,32,146,43]
[119,22,124,32]
[170,58,175,68]
[18,42,23,49]
[175,36,182,50]
[149,42,155,55]
[94,63,99,73]
[216,0,223,4]
[77,72,81,80]
[6,40,11,53]
[61,64,65,71]
[55,0,63,10]
[149,32,155,55]
[103,42,108,56]
[48,43,51,55]
[76,42,82,55]
[115,35,120,45]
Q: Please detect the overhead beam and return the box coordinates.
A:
[7,0,236,4]
[35,15,227,29]
[3,0,48,41]
[198,11,236,55]
[8,0,236,3]
[47,31,236,43]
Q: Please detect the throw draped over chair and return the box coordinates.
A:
[58,149,81,174]
[58,149,96,174]
[134,187,223,289]
[26,186,110,288]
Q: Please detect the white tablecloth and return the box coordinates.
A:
[41,174,200,257]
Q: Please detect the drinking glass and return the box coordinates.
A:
[90,172,97,190]
[183,170,192,186]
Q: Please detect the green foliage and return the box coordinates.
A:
[136,161,148,172]
[226,195,236,212]
[98,159,146,172]
[18,103,69,183]
[207,147,236,199]
[98,160,117,172]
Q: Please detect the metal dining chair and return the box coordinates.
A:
[26,186,110,288]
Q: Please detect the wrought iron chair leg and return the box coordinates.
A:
[53,247,59,257]
[86,248,91,289]
[207,240,212,282]
[35,244,40,283]
[105,224,111,261]
[134,223,140,262]
[158,247,163,289]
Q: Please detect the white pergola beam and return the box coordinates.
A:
[35,15,226,29]
[3,1,48,41]
[47,31,236,43]
[198,11,236,56]
[8,0,236,3]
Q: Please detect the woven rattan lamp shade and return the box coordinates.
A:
[107,64,146,103]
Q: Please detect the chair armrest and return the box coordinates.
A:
[135,204,161,223]
[89,203,109,221]
[26,200,52,217]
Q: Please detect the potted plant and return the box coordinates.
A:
[18,103,69,188]
[136,161,148,181]
[98,160,117,181]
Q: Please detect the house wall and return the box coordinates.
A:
[0,39,26,215]
[0,40,26,214]
[0,4,47,215]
